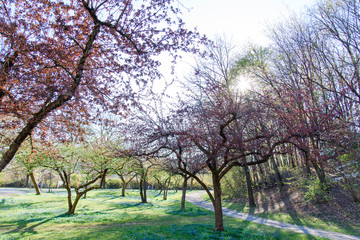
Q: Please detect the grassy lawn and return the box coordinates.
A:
[0,189,328,240]
[200,194,360,237]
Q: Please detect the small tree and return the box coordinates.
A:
[40,142,111,215]
[111,156,137,197]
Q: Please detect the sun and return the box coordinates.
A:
[233,76,252,93]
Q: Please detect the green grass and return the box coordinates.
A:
[200,194,360,237]
[0,188,327,239]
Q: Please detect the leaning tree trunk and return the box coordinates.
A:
[68,193,83,214]
[29,172,41,195]
[65,169,108,214]
[0,24,101,173]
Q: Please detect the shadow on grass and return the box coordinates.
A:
[0,198,37,210]
[166,207,210,216]
[5,213,68,237]
[254,187,319,240]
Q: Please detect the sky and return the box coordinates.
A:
[179,0,318,46]
[157,0,319,94]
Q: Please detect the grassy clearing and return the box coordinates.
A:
[1,189,326,239]
[200,194,360,237]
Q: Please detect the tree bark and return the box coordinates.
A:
[29,172,41,195]
[102,175,106,189]
[270,156,283,187]
[244,165,256,207]
[212,173,224,231]
[139,179,147,203]
[68,193,83,214]
[121,182,128,197]
[311,158,328,190]
[143,179,147,202]
[180,175,188,211]
[65,185,73,214]
[25,174,30,188]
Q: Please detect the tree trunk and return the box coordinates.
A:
[301,151,312,177]
[139,179,144,201]
[311,159,328,191]
[163,178,170,200]
[121,182,128,197]
[143,179,147,202]
[180,176,188,211]
[68,193,83,215]
[64,185,73,214]
[270,156,283,187]
[212,173,224,231]
[29,172,41,195]
[102,175,106,189]
[139,179,147,203]
[0,24,101,173]
[25,174,30,188]
[244,165,256,207]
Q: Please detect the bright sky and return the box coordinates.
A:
[179,0,317,46]
[157,0,318,95]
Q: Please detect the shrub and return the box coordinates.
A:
[222,168,247,199]
[303,177,332,203]
[106,178,122,189]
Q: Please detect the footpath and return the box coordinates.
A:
[186,191,360,240]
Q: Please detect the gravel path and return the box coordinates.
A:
[186,191,360,240]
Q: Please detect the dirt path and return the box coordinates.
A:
[186,191,360,240]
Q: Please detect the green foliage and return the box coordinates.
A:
[0,172,26,187]
[0,172,6,187]
[70,173,83,188]
[302,177,332,203]
[166,207,209,216]
[222,168,246,199]
[106,178,122,189]
[124,224,282,240]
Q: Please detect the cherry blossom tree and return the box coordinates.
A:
[0,0,205,171]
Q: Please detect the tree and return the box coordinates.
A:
[124,38,290,231]
[15,140,42,195]
[241,1,352,189]
[133,157,153,203]
[0,0,205,171]
[40,141,111,215]
[110,156,137,197]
